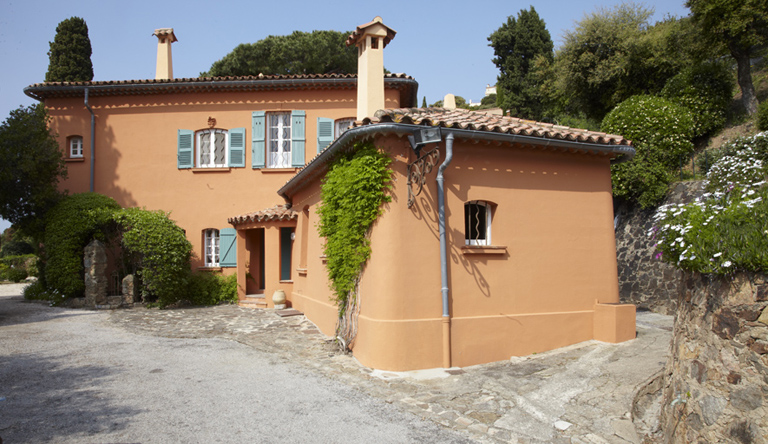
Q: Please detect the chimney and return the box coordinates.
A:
[153,28,177,80]
[347,17,396,121]
[443,94,456,109]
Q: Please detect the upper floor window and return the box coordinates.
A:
[197,129,227,168]
[177,127,245,169]
[465,201,493,246]
[69,136,83,158]
[268,112,292,168]
[251,110,306,169]
[317,117,355,153]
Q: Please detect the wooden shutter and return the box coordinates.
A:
[177,129,194,169]
[291,110,306,167]
[252,111,266,168]
[317,117,334,153]
[219,228,237,267]
[228,127,246,167]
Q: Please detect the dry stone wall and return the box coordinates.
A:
[615,181,707,314]
[659,272,768,443]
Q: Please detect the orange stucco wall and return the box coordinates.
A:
[289,134,635,371]
[44,87,403,270]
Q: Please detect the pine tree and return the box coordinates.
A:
[488,7,553,120]
[422,96,427,108]
[45,17,94,82]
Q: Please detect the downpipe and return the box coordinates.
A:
[437,132,454,368]
[84,88,95,192]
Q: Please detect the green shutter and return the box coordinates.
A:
[291,110,306,167]
[252,111,265,168]
[228,127,246,167]
[178,129,194,169]
[317,117,334,153]
[219,228,237,267]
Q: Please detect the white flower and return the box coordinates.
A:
[722,261,732,268]
[713,252,722,257]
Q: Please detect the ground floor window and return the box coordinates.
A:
[204,229,220,267]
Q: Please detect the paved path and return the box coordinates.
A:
[0,283,673,443]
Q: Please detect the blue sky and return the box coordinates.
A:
[0,0,690,233]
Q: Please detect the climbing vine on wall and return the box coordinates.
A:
[317,141,393,349]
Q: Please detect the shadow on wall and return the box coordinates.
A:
[96,122,137,208]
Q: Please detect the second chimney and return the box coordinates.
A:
[153,28,177,80]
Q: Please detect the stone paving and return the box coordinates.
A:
[108,303,674,444]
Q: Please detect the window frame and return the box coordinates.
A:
[464,201,493,246]
[204,228,220,267]
[69,136,83,158]
[334,118,355,138]
[196,128,228,168]
[267,112,292,168]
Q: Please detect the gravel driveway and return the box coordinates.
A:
[0,284,470,443]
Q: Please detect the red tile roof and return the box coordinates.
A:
[368,108,631,146]
[24,73,417,103]
[228,205,298,226]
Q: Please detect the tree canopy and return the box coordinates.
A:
[201,30,357,77]
[687,0,768,114]
[488,7,553,120]
[0,105,67,238]
[45,17,93,82]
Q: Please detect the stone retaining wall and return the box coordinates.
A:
[659,272,768,443]
[615,181,707,314]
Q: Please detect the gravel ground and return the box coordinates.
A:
[0,283,471,443]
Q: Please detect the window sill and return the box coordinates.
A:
[320,255,328,264]
[192,167,232,173]
[65,157,85,163]
[197,266,223,272]
[296,268,308,276]
[461,245,507,255]
[259,168,300,173]
[279,280,294,284]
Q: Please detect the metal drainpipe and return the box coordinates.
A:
[437,132,454,369]
[84,88,95,192]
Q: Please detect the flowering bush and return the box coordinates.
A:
[758,100,768,132]
[651,132,768,274]
[602,95,696,208]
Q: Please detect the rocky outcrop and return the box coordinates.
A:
[615,181,707,314]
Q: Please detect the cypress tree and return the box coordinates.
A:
[45,17,94,82]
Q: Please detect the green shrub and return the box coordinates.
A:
[758,100,768,131]
[113,208,192,307]
[0,254,37,278]
[43,193,120,298]
[0,240,34,257]
[187,272,238,306]
[23,279,51,301]
[602,95,696,208]
[662,62,734,137]
[652,132,768,274]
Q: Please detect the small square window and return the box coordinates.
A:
[465,201,492,246]
[69,136,83,158]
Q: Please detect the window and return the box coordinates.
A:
[317,117,355,153]
[197,129,227,168]
[252,111,306,169]
[204,229,220,267]
[177,128,245,169]
[69,136,83,158]
[465,201,492,246]
[268,112,292,168]
[335,118,355,138]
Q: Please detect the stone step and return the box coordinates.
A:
[240,294,267,309]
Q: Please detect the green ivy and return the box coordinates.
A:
[317,142,393,319]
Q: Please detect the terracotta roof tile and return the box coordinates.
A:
[228,205,298,226]
[368,108,631,146]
